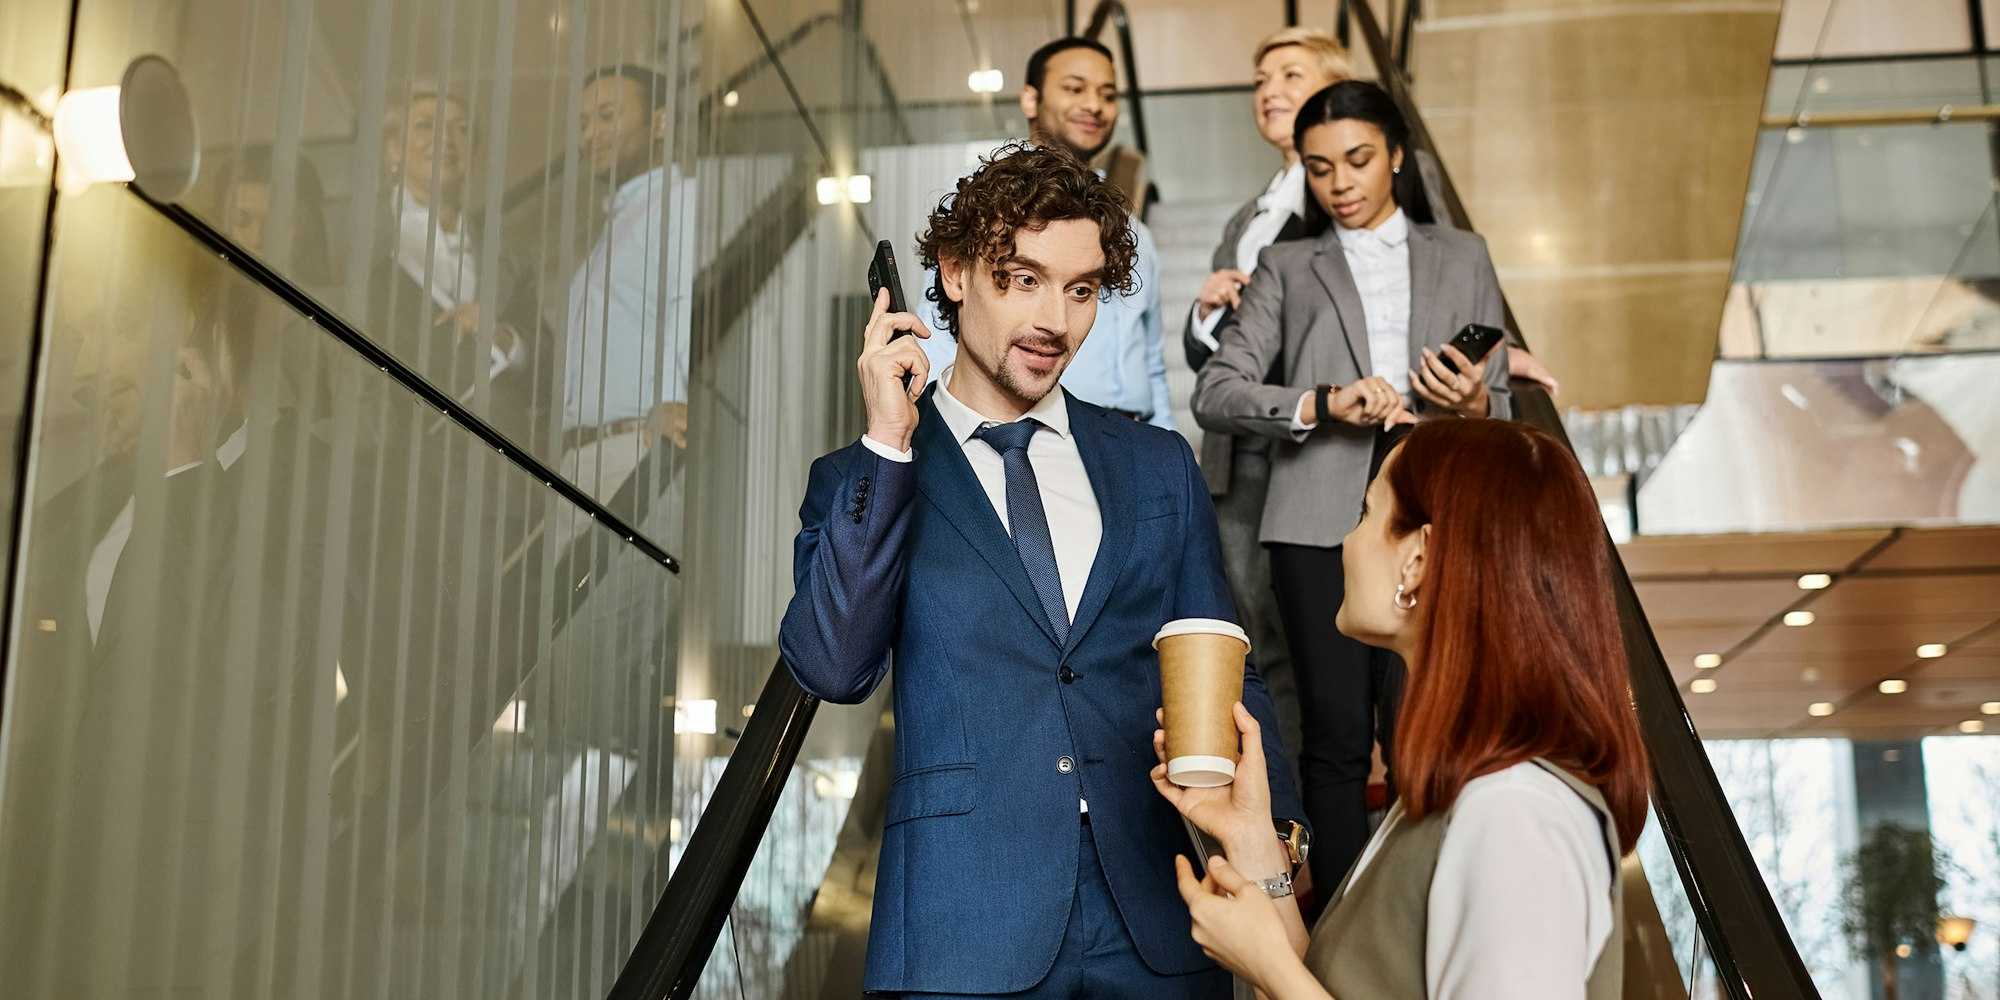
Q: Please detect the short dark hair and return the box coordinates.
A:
[584,63,668,112]
[915,141,1139,339]
[1024,37,1114,93]
[1294,80,1435,232]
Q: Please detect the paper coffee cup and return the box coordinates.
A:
[1153,618,1250,788]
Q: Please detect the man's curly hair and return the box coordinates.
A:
[915,141,1140,338]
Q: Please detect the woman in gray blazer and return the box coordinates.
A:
[1190,80,1511,891]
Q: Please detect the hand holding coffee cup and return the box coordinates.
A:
[1151,702,1284,878]
[1152,618,1251,787]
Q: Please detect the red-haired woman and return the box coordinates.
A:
[1151,418,1649,999]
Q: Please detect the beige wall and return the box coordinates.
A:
[1411,0,1782,408]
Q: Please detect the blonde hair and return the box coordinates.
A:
[1253,27,1352,84]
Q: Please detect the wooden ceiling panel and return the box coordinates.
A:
[1732,616,1993,658]
[1863,526,2000,572]
[1807,574,2000,620]
[1616,529,1889,578]
[1632,578,1805,626]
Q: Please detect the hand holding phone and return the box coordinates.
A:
[868,240,910,332]
[1440,323,1504,374]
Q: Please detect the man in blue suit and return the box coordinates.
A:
[780,143,1304,998]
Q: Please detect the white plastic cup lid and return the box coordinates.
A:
[1168,755,1237,788]
[1152,617,1251,653]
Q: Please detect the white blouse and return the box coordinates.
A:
[1345,761,1617,999]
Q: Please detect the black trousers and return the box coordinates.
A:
[1266,543,1404,892]
[1264,428,1408,891]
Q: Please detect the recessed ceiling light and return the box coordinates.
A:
[1694,653,1722,669]
[1808,702,1835,717]
[1878,679,1908,695]
[1961,720,1986,735]
[1896,944,1914,959]
[1916,643,1948,659]
[1691,678,1717,694]
[1784,611,1816,627]
[1802,667,1821,683]
[1983,702,2000,716]
[722,90,740,108]
[1797,573,1832,590]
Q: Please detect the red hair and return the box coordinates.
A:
[1383,420,1649,854]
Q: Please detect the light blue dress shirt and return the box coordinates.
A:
[915,214,1173,429]
[564,165,695,430]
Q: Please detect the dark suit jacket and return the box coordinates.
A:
[778,387,1302,995]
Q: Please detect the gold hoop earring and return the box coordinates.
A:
[1394,584,1417,610]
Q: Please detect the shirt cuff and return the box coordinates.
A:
[860,434,914,463]
[1288,396,1313,441]
[1188,301,1224,352]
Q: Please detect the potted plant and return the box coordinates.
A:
[1838,823,1948,1000]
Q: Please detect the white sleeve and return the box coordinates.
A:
[1189,299,1226,352]
[1425,773,1613,1000]
[859,435,914,463]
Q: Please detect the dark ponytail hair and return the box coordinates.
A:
[1293,80,1435,237]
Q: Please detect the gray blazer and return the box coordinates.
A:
[1190,221,1511,547]
[1181,197,1305,497]
[1183,149,1454,500]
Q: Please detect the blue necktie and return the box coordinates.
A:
[973,420,1069,645]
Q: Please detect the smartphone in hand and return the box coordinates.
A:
[868,240,910,334]
[1441,323,1505,374]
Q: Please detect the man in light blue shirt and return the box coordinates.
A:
[915,37,1173,429]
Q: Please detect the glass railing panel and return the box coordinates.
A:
[0,181,690,999]
[0,100,52,624]
[1765,57,1989,117]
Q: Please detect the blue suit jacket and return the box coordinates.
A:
[780,387,1303,995]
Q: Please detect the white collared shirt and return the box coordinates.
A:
[564,165,697,430]
[392,189,523,380]
[860,368,1100,620]
[1189,162,1307,351]
[1337,208,1413,393]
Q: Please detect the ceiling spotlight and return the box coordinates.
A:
[674,698,718,735]
[1691,678,1717,694]
[722,89,740,108]
[1802,667,1822,683]
[1916,643,1948,659]
[1879,679,1908,695]
[1784,610,1816,627]
[816,176,842,205]
[967,68,1005,94]
[845,173,873,204]
[1797,573,1832,590]
[1694,653,1722,670]
[1808,702,1835,717]
[1982,702,2000,716]
[1962,720,1987,735]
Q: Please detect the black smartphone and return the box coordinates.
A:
[1442,323,1504,373]
[867,239,910,332]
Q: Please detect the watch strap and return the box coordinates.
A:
[1313,383,1333,427]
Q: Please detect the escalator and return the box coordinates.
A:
[608,4,1823,999]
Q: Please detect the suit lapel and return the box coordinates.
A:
[1405,223,1442,372]
[912,392,1063,649]
[1310,231,1371,376]
[1063,396,1133,655]
[1214,197,1260,270]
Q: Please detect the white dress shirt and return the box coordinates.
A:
[1189,162,1307,352]
[1338,208,1413,393]
[861,370,1101,812]
[392,189,522,380]
[860,368,1100,620]
[564,165,697,430]
[1346,761,1616,999]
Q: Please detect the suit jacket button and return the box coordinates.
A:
[1057,756,1075,774]
[1268,406,1281,416]
[1059,665,1075,684]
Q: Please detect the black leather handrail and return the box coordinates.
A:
[1079,1,1151,155]
[1341,3,1821,997]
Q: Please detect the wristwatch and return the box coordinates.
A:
[1255,869,1296,899]
[1313,383,1335,427]
[1275,818,1311,876]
